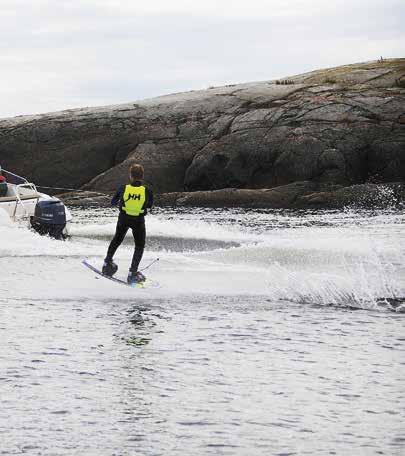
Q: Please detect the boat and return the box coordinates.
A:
[0,168,72,239]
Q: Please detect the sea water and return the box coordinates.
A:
[0,207,404,455]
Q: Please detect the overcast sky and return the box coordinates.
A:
[1,0,404,118]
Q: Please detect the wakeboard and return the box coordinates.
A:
[82,259,159,289]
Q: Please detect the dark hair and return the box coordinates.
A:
[129,164,144,181]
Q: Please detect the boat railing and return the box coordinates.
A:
[2,169,29,185]
[1,169,40,220]
[12,183,39,219]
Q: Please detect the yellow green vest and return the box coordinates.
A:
[122,184,146,216]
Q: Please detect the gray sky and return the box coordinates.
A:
[1,0,404,118]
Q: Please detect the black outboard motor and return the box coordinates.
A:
[30,199,67,240]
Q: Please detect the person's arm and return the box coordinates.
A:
[111,185,124,207]
[146,187,154,209]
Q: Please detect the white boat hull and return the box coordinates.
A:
[0,177,72,237]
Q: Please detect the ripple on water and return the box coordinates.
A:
[1,207,405,455]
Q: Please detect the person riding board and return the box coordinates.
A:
[0,166,7,197]
[103,163,154,284]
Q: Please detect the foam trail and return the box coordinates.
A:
[70,214,260,243]
[1,209,404,310]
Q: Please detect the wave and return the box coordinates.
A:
[70,214,259,242]
[1,210,404,311]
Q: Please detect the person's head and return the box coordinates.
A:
[129,163,144,182]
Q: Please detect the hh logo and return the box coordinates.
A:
[128,193,141,201]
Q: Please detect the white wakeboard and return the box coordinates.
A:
[82,259,160,289]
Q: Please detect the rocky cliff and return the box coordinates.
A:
[1,59,404,208]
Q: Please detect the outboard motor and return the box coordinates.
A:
[30,199,67,240]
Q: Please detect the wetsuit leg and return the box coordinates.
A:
[106,217,129,261]
[129,220,146,272]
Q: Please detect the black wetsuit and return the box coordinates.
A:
[105,180,153,272]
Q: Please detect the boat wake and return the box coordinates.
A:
[1,209,404,312]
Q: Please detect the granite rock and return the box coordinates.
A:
[1,59,404,209]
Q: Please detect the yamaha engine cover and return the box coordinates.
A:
[30,199,67,239]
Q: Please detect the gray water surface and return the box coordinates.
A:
[1,208,404,455]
